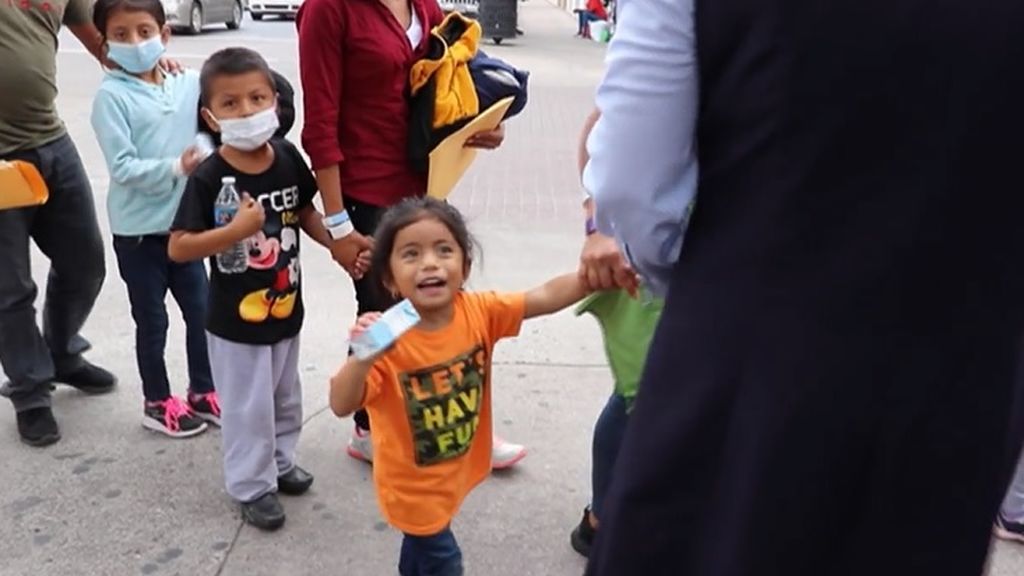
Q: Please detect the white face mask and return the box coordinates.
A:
[214,106,279,151]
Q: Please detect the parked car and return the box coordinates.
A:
[248,0,303,20]
[163,0,244,34]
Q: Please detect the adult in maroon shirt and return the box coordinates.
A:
[297,0,523,467]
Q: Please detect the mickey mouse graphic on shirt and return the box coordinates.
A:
[236,185,302,323]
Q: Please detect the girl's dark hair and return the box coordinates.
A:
[372,197,478,290]
[92,0,166,36]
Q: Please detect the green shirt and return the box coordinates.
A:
[576,290,664,411]
[0,0,91,155]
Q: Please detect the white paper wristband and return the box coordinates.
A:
[327,219,355,240]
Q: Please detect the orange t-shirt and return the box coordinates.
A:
[362,291,526,535]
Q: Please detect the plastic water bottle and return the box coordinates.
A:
[213,176,248,274]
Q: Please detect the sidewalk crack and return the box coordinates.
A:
[212,521,245,576]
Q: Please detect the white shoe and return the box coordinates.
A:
[349,427,524,469]
[492,435,527,470]
[346,425,373,463]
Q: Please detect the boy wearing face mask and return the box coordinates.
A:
[90,0,218,439]
[168,47,338,530]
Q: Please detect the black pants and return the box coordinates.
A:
[0,134,106,412]
[113,235,214,402]
[347,197,399,431]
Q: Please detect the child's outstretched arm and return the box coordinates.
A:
[329,312,382,416]
[168,193,264,262]
[524,273,590,319]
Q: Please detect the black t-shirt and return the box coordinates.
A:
[172,139,317,345]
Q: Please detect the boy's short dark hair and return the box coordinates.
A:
[200,47,277,106]
[92,0,166,36]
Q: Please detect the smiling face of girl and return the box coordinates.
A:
[385,215,469,323]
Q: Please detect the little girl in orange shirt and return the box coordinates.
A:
[329,197,592,575]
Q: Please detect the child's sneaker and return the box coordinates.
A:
[994,513,1024,544]
[346,425,373,462]
[347,427,526,469]
[491,436,527,470]
[278,465,314,495]
[240,492,286,531]
[188,391,222,427]
[143,396,207,438]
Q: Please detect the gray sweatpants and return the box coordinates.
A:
[1002,450,1024,523]
[207,333,303,503]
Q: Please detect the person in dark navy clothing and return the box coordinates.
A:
[582,0,1024,574]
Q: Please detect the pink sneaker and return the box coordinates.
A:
[143,396,207,439]
[188,391,222,427]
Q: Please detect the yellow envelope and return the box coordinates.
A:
[427,96,515,200]
[0,160,49,210]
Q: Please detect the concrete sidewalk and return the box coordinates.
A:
[1,0,1021,573]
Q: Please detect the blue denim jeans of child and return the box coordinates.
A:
[113,234,213,402]
[577,11,603,34]
[399,526,464,576]
[591,392,630,519]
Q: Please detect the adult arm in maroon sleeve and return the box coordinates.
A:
[296,0,373,279]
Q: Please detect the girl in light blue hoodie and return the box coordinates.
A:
[91,0,219,438]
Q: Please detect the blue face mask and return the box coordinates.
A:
[106,36,165,74]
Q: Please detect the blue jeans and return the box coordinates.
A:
[399,527,464,576]
[591,393,630,519]
[113,234,213,402]
[0,134,106,412]
[577,10,603,34]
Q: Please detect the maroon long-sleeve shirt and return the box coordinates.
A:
[297,0,443,208]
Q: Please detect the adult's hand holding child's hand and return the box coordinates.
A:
[331,232,374,281]
[354,249,372,279]
[579,232,639,296]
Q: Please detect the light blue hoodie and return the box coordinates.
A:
[91,68,201,236]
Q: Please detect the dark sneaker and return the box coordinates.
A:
[143,396,207,438]
[241,493,286,531]
[54,361,117,395]
[188,391,221,427]
[278,465,314,496]
[995,514,1024,544]
[570,507,596,558]
[16,407,61,447]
